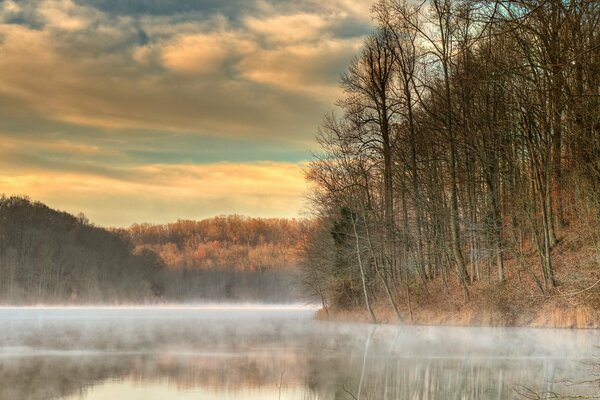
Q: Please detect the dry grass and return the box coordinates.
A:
[318,224,600,329]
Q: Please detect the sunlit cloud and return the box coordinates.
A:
[36,0,98,32]
[161,34,230,75]
[0,0,371,224]
[238,39,362,97]
[244,13,329,45]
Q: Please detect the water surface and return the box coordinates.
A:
[0,305,598,399]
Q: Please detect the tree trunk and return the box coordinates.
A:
[351,213,377,323]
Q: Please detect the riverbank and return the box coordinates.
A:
[317,301,600,328]
[318,232,600,329]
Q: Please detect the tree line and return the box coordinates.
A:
[0,196,306,303]
[0,196,163,303]
[120,216,308,302]
[122,216,305,272]
[302,0,600,321]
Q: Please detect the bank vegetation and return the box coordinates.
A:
[300,0,600,327]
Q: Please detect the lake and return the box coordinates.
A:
[0,305,598,399]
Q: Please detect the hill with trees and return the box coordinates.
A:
[0,196,307,304]
[118,217,308,302]
[0,196,163,303]
[122,216,305,272]
[301,0,600,327]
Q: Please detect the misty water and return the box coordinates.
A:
[0,306,598,400]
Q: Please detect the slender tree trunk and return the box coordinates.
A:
[438,2,470,296]
[351,213,377,323]
[381,115,396,280]
[405,78,427,279]
[361,210,402,322]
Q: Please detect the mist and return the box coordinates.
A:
[0,306,598,400]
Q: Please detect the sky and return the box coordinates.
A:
[0,0,372,227]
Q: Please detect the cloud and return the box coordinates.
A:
[161,33,229,75]
[0,0,371,223]
[0,0,369,137]
[159,32,258,76]
[0,17,331,139]
[244,13,329,45]
[2,1,20,16]
[238,38,361,97]
[36,0,97,31]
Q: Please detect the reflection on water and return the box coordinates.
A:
[65,380,306,400]
[0,306,598,400]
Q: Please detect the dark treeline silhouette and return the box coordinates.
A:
[302,0,600,322]
[0,196,305,303]
[0,196,163,303]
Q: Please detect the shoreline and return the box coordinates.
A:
[316,303,600,329]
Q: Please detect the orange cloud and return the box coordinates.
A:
[37,0,97,32]
[244,13,329,44]
[238,38,361,97]
[160,34,232,75]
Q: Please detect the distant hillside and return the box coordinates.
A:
[121,216,308,272]
[0,196,307,304]
[0,196,163,303]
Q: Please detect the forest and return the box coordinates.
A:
[0,196,305,303]
[120,217,307,302]
[122,216,303,271]
[301,0,600,326]
[0,196,163,303]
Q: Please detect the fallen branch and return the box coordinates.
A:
[557,278,600,297]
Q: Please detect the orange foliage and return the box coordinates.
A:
[122,215,308,272]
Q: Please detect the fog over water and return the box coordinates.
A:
[0,306,598,399]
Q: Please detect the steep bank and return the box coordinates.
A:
[317,300,600,329]
[317,231,600,329]
[300,0,600,331]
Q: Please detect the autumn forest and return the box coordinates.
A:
[301,0,600,325]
